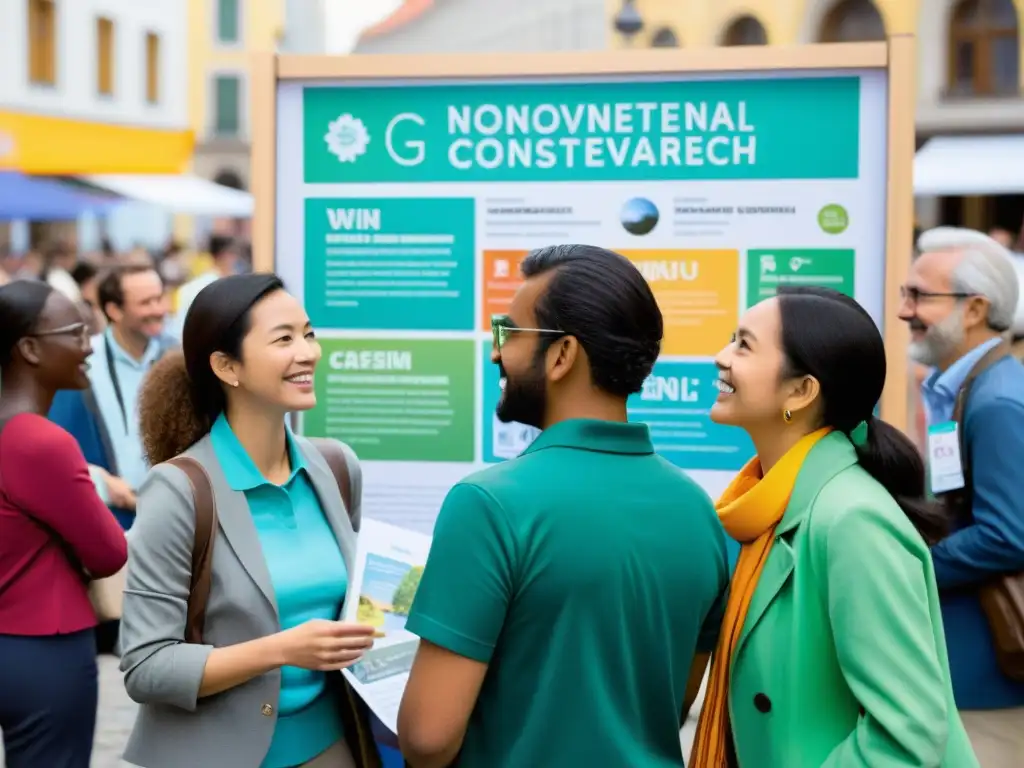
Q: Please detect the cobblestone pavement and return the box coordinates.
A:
[1,655,702,767]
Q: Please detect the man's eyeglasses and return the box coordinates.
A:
[899,286,975,305]
[491,314,564,351]
[30,322,90,344]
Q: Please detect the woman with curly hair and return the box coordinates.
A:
[119,273,380,768]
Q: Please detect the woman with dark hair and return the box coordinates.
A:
[690,286,978,767]
[0,281,128,767]
[119,274,380,768]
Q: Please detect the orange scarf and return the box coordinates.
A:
[690,428,831,767]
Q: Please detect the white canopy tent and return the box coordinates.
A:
[914,135,1024,197]
[82,173,254,217]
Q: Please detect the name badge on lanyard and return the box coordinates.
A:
[927,420,965,495]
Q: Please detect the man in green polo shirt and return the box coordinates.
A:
[397,244,729,768]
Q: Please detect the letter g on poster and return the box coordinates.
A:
[385,113,426,167]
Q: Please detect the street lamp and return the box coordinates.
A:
[613,0,644,45]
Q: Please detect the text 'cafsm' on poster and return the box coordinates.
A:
[305,338,476,463]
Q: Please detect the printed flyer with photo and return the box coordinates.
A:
[341,519,431,734]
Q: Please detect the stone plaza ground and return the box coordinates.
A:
[1,655,702,767]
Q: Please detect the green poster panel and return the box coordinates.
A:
[304,77,861,184]
[745,249,855,307]
[304,197,476,331]
[305,337,476,462]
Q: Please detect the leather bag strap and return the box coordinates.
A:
[166,456,218,645]
[944,341,1012,522]
[306,437,357,532]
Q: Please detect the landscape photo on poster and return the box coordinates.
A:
[356,553,423,634]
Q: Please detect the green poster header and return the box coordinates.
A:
[302,76,861,183]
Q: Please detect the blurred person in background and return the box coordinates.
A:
[40,242,82,303]
[49,264,173,653]
[1009,252,1024,361]
[987,227,1015,251]
[157,239,190,288]
[902,227,1024,766]
[71,261,105,334]
[50,264,175,531]
[171,235,244,339]
[0,281,128,768]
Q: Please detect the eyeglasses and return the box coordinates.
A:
[30,322,90,344]
[899,286,975,305]
[490,313,564,350]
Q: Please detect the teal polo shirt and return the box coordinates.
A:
[209,415,349,768]
[406,418,730,767]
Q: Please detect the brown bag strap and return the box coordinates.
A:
[166,456,218,644]
[944,341,1012,521]
[306,437,358,532]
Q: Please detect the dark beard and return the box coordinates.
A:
[495,357,546,430]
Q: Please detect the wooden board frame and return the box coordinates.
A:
[250,37,916,431]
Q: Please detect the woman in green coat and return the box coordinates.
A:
[690,287,977,768]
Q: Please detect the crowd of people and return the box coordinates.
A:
[0,228,1022,768]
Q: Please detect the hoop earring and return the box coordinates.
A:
[783,409,793,423]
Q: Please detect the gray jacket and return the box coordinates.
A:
[118,433,362,768]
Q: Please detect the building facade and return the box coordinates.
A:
[355,0,606,54]
[605,0,1024,232]
[186,0,285,192]
[0,0,191,175]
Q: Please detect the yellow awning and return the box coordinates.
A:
[0,111,194,175]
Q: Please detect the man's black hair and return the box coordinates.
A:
[520,244,663,397]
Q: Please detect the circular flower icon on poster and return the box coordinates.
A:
[324,114,370,163]
[620,197,660,236]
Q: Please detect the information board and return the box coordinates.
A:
[253,42,915,532]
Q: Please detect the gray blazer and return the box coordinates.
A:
[118,433,362,768]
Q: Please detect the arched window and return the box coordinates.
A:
[214,169,245,190]
[650,27,679,47]
[948,0,1019,96]
[722,15,768,46]
[819,0,886,43]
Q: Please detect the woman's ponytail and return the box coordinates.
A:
[850,416,949,544]
[138,350,211,466]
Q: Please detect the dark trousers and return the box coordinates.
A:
[0,628,98,768]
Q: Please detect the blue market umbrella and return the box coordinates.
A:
[0,171,122,221]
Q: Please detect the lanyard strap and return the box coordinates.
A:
[105,336,129,434]
[104,332,162,435]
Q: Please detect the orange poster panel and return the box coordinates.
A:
[480,250,528,330]
[621,249,740,357]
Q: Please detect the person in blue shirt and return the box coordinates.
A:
[118,274,380,768]
[50,265,175,530]
[901,226,1024,766]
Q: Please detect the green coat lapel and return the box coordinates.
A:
[735,432,859,658]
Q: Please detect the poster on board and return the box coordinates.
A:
[272,65,892,532]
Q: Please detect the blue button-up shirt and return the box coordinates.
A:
[920,338,1003,426]
[88,329,165,490]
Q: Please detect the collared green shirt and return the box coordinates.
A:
[209,415,348,768]
[407,418,729,767]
